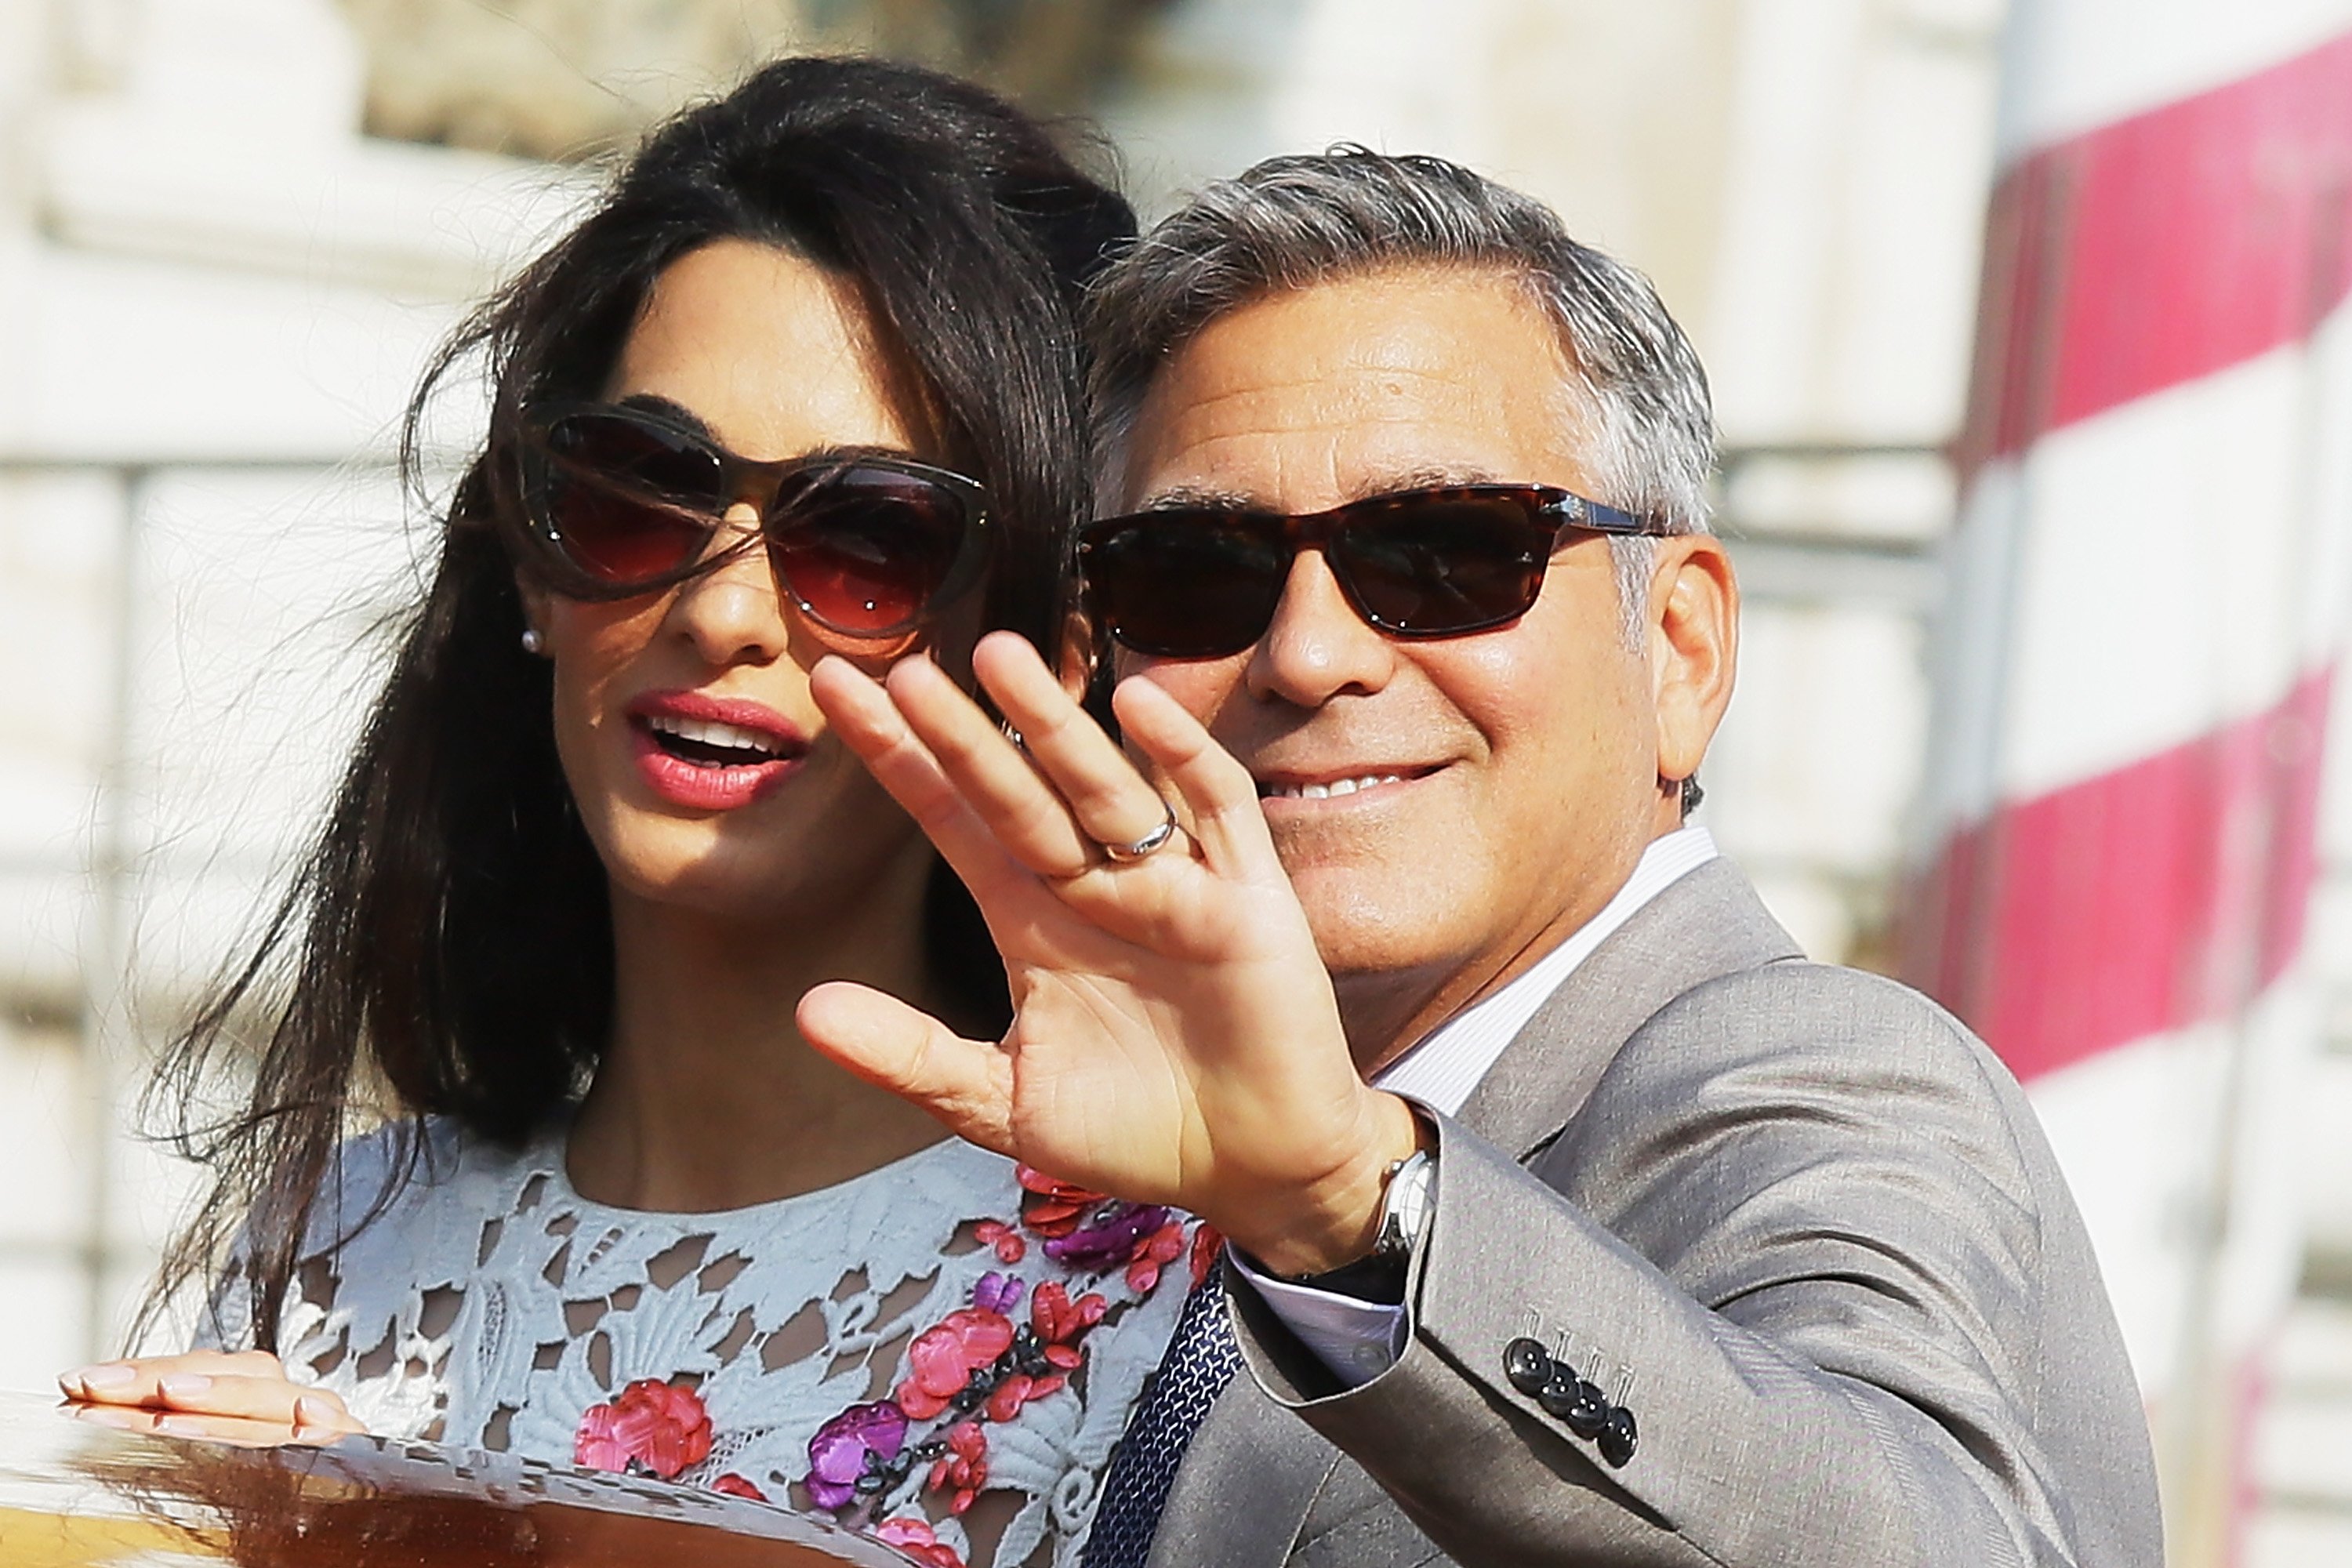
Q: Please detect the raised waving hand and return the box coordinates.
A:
[802,632,1419,1276]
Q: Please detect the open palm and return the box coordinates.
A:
[801,633,1416,1272]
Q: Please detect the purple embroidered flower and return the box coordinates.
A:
[1043,1202,1172,1269]
[805,1401,908,1511]
[974,1271,1025,1315]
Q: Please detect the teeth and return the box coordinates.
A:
[645,714,786,757]
[1261,774,1404,800]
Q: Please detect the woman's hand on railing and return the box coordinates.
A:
[59,1349,368,1443]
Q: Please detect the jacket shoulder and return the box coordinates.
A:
[1627,958,2038,1138]
[1544,959,2058,1308]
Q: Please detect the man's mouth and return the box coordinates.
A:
[638,713,798,769]
[1256,768,1428,801]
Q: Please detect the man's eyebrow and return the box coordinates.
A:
[1134,485,1259,513]
[1347,464,1503,501]
[1133,467,1507,515]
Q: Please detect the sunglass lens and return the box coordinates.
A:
[539,413,724,583]
[769,466,971,635]
[1086,514,1288,658]
[1334,495,1549,635]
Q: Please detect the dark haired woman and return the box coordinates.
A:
[60,56,1185,1568]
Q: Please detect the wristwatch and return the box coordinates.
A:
[1367,1146,1436,1265]
[1284,1145,1437,1300]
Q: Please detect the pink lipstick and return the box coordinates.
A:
[626,690,810,811]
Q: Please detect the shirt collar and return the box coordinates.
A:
[1372,826,1721,1116]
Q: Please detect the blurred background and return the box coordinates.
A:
[0,0,2345,1562]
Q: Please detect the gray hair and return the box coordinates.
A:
[1086,148,1716,642]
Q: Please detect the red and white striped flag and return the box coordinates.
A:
[1906,0,2352,1545]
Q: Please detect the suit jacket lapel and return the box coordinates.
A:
[1456,857,1802,1160]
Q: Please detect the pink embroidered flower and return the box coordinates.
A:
[895,1308,1015,1421]
[1029,1280,1106,1373]
[1190,1223,1226,1290]
[874,1517,967,1568]
[1017,1166,1106,1238]
[806,1400,909,1511]
[973,1220,1027,1263]
[573,1378,714,1480]
[1126,1218,1189,1294]
[710,1472,768,1502]
[925,1420,989,1514]
[984,1373,1036,1423]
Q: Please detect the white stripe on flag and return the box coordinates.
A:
[1998,0,2352,159]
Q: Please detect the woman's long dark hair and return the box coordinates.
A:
[140,55,1135,1352]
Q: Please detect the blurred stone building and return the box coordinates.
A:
[1,2,2345,1562]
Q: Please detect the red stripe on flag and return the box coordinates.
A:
[1904,666,2332,1082]
[1961,30,2352,470]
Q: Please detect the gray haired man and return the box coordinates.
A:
[804,151,2161,1566]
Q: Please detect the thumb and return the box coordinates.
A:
[797,982,1014,1154]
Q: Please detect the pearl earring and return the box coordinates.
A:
[521,628,545,655]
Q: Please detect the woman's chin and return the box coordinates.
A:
[597,807,923,927]
[607,855,805,923]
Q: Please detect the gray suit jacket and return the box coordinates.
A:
[1142,859,2161,1567]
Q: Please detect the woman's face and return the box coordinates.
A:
[526,238,978,919]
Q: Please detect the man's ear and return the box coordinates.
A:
[1053,597,1129,732]
[1053,597,1097,702]
[1650,535,1737,793]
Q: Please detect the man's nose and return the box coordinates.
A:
[664,504,791,666]
[1243,550,1398,706]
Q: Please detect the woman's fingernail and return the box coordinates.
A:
[294,1396,334,1431]
[71,1363,136,1390]
[158,1373,212,1399]
[75,1404,140,1430]
[155,1414,204,1438]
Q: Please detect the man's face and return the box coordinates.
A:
[1113,266,1708,1041]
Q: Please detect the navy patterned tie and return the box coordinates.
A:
[1084,1276,1243,1568]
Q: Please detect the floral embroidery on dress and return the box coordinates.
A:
[219,1120,1201,1568]
[795,1167,1212,1560]
[877,1516,968,1568]
[574,1377,713,1479]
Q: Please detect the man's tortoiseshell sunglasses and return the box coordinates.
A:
[1077,484,1670,659]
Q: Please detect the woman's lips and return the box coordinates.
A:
[625,690,810,812]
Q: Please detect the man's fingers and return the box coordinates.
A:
[1112,676,1283,877]
[809,655,1029,901]
[971,633,1177,858]
[797,981,1014,1153]
[881,649,1100,877]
